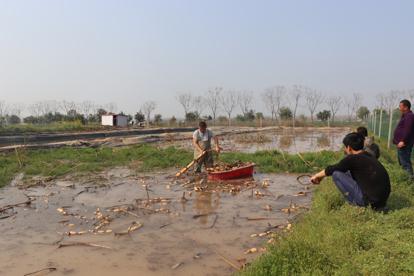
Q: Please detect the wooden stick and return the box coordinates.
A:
[24,267,57,276]
[0,198,34,212]
[213,250,240,271]
[58,242,111,249]
[175,151,208,177]
[207,214,218,229]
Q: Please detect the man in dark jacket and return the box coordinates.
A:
[393,99,414,176]
[311,132,391,210]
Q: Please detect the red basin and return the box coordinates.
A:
[207,163,255,181]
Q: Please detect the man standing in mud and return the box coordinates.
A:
[193,121,220,173]
[310,132,390,210]
[393,99,414,177]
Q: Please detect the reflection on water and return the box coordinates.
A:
[278,135,294,149]
[161,128,351,154]
[193,192,220,225]
[317,134,331,147]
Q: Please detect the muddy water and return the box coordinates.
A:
[162,127,350,153]
[0,168,312,276]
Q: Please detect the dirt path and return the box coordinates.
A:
[0,168,312,276]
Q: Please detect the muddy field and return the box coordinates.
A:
[0,168,312,276]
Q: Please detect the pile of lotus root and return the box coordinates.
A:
[206,161,251,173]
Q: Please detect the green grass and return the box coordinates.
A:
[220,150,342,173]
[0,144,192,187]
[0,145,343,188]
[241,148,414,275]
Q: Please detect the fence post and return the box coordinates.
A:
[370,113,373,130]
[387,108,393,149]
[378,109,383,139]
[373,109,377,136]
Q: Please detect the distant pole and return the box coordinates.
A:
[373,109,377,136]
[387,108,394,149]
[368,113,373,130]
[378,109,383,139]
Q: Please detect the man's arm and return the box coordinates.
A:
[310,169,326,184]
[311,156,351,184]
[193,137,204,154]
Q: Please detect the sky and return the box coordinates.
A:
[0,0,413,118]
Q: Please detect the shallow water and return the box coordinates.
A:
[162,127,350,154]
[0,168,312,276]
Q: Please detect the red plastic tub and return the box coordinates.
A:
[207,163,255,181]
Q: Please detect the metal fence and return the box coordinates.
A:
[366,109,400,149]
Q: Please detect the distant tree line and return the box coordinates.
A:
[0,89,412,128]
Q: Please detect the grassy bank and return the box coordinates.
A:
[0,121,105,135]
[242,147,414,275]
[0,144,342,187]
[0,145,192,187]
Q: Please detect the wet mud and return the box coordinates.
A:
[0,168,312,276]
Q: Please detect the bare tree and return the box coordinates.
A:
[351,93,363,120]
[326,96,342,122]
[289,85,303,127]
[60,100,77,115]
[239,91,253,116]
[206,87,222,122]
[105,102,117,113]
[176,93,193,118]
[10,103,25,118]
[80,101,94,118]
[141,101,157,123]
[384,90,403,111]
[221,91,239,126]
[0,101,8,118]
[29,102,43,117]
[405,89,414,103]
[262,86,285,123]
[305,89,323,122]
[192,96,206,118]
[344,93,363,121]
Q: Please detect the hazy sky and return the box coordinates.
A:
[0,0,413,117]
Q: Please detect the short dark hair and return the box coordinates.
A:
[400,99,411,109]
[343,132,364,151]
[356,126,368,137]
[199,121,207,128]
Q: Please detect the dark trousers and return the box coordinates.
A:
[332,171,366,206]
[397,144,414,176]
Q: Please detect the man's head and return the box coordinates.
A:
[199,121,207,133]
[399,99,411,114]
[343,132,364,155]
[356,126,368,137]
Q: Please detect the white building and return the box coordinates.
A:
[101,114,128,127]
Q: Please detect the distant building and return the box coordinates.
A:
[101,113,128,127]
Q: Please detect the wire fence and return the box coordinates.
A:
[366,109,400,149]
